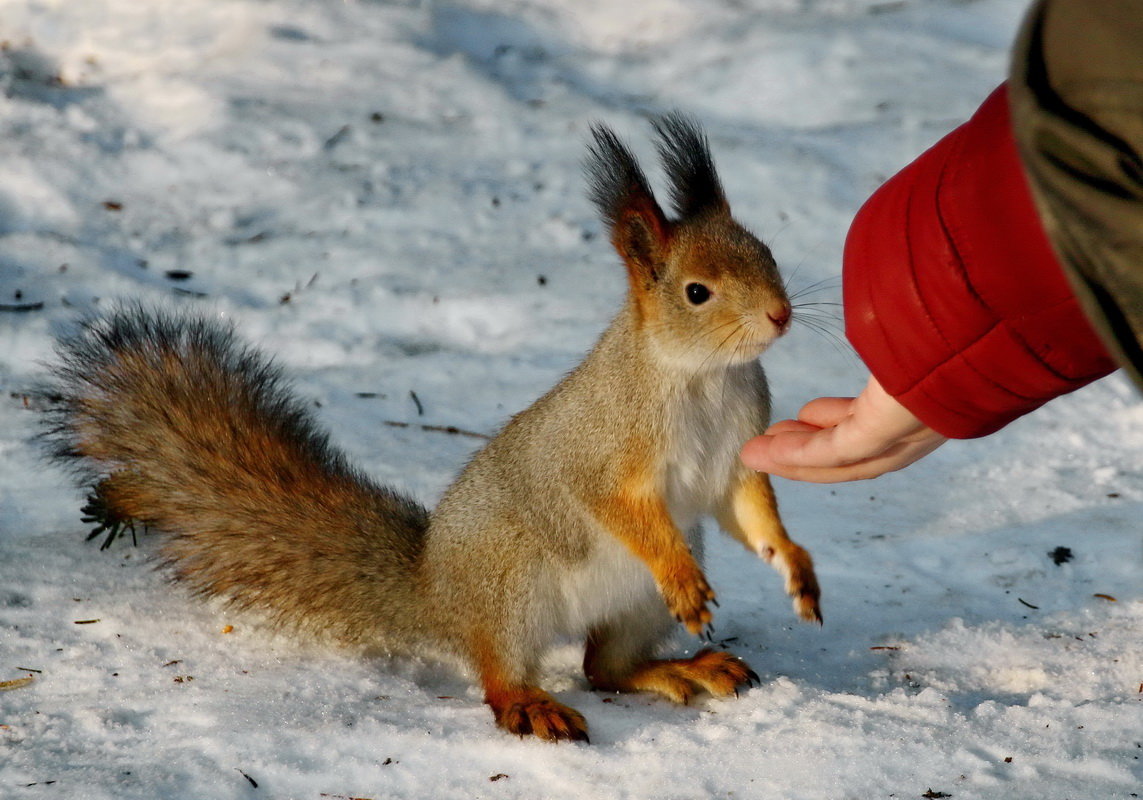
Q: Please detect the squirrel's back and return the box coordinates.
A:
[45,306,431,647]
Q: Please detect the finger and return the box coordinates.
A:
[753,459,888,483]
[764,427,859,469]
[742,425,862,472]
[745,420,829,470]
[740,434,780,472]
[763,419,821,436]
[794,396,857,429]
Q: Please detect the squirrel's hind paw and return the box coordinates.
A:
[620,650,757,705]
[487,689,590,743]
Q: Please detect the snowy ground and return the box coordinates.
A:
[1,0,1140,798]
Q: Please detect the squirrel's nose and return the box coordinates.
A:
[767,302,792,331]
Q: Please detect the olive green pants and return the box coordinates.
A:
[1010,0,1143,389]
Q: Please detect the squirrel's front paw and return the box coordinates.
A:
[660,563,717,636]
[760,542,822,624]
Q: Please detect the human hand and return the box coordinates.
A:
[740,376,947,483]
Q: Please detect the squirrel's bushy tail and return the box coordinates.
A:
[44,306,430,646]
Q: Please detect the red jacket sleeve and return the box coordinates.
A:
[843,84,1118,439]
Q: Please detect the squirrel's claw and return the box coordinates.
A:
[490,692,590,744]
[661,564,718,636]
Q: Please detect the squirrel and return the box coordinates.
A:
[42,113,821,744]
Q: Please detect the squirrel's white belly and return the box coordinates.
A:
[554,531,659,636]
[666,365,762,522]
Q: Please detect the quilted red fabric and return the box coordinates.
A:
[843,84,1117,438]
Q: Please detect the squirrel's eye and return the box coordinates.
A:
[685,282,712,305]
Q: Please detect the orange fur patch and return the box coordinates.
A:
[718,472,822,624]
[592,459,714,635]
[592,649,757,705]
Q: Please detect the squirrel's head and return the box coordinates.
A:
[585,113,790,372]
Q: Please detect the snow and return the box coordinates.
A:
[0,0,1140,797]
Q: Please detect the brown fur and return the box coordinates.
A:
[47,310,430,647]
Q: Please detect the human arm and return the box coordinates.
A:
[744,78,1119,481]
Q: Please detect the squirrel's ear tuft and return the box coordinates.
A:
[652,112,728,220]
[584,123,671,283]
[584,124,657,229]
